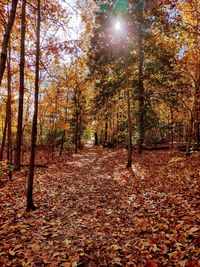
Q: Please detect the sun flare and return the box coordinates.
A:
[115,21,121,31]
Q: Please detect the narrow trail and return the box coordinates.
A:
[0,147,199,266]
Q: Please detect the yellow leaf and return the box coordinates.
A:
[72,262,77,267]
[7,261,12,266]
[63,239,71,245]
[64,122,71,131]
[188,226,199,234]
[9,250,15,256]
[111,244,121,250]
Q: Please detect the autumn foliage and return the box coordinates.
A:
[0,0,199,266]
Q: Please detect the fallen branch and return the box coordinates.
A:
[20,164,48,168]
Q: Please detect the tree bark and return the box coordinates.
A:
[60,94,69,156]
[14,0,26,170]
[27,0,40,211]
[186,73,200,156]
[59,130,65,156]
[0,111,8,161]
[94,132,98,146]
[103,118,108,147]
[7,43,12,180]
[137,10,145,154]
[197,122,200,148]
[170,106,174,149]
[0,0,18,86]
[74,100,78,154]
[78,110,82,149]
[125,54,132,168]
[186,117,194,156]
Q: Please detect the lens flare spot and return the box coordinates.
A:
[115,21,121,31]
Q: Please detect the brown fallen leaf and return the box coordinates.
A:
[53,252,60,257]
[145,259,158,267]
[14,244,23,251]
[30,243,40,253]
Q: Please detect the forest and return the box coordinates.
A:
[0,0,199,266]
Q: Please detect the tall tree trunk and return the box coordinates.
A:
[116,112,119,145]
[47,114,53,161]
[74,54,79,154]
[137,11,145,154]
[51,117,56,159]
[75,108,78,153]
[94,132,98,146]
[170,106,174,149]
[125,55,132,168]
[78,111,82,149]
[14,0,26,170]
[39,120,43,146]
[103,118,108,147]
[197,122,200,148]
[0,0,18,86]
[186,73,200,156]
[7,43,12,179]
[27,0,40,211]
[74,88,79,153]
[0,111,8,161]
[60,131,65,156]
[51,88,59,159]
[186,117,194,156]
[60,94,69,156]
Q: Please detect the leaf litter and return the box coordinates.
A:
[0,147,199,266]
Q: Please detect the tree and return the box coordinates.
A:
[0,0,18,86]
[6,43,12,179]
[177,0,200,155]
[14,0,26,170]
[136,5,145,153]
[0,106,7,161]
[27,0,40,211]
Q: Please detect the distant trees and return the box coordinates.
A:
[177,0,200,154]
[0,0,90,210]
[88,0,199,156]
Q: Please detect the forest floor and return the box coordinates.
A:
[0,147,199,267]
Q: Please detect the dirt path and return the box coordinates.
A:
[0,147,199,266]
